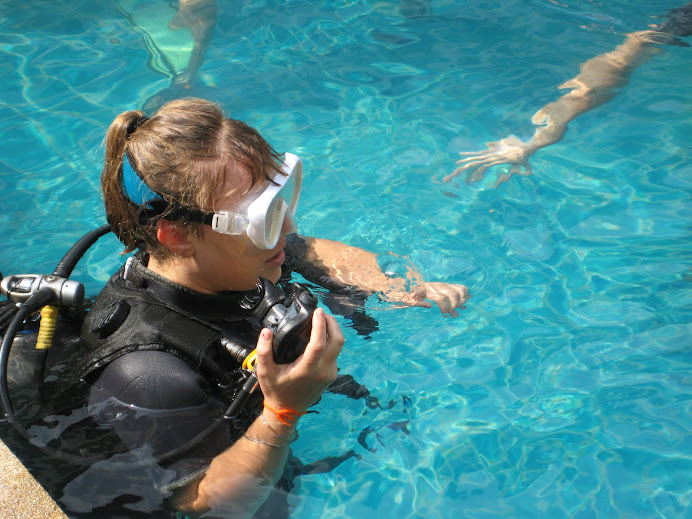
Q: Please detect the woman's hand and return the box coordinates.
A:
[255,308,344,413]
[384,281,471,317]
[418,282,471,316]
[444,135,534,187]
[178,309,342,516]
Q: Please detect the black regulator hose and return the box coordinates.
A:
[0,288,54,421]
[53,224,112,278]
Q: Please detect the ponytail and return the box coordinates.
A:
[101,110,156,254]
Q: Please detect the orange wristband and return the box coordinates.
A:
[264,401,306,427]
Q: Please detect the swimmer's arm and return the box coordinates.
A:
[295,235,470,316]
[447,30,675,186]
[528,31,670,146]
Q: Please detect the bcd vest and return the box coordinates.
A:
[79,255,262,401]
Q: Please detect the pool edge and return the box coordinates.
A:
[0,439,68,518]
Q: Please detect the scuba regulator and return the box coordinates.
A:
[243,277,318,365]
[223,277,318,418]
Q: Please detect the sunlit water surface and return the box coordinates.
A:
[0,1,690,518]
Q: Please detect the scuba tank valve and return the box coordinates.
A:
[1,224,110,422]
[1,274,85,354]
[1,274,84,307]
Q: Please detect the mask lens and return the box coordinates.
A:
[242,153,302,249]
[263,197,288,246]
[278,169,299,213]
[260,157,301,244]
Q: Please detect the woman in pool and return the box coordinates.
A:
[80,97,469,517]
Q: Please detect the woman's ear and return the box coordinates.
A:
[156,220,195,257]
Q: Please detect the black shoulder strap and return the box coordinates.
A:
[79,276,225,383]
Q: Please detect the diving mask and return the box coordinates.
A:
[210,152,302,249]
[121,148,302,250]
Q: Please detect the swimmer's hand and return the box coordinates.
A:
[444,135,534,187]
[385,282,470,317]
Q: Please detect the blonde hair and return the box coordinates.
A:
[101,98,282,258]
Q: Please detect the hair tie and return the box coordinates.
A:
[129,115,149,135]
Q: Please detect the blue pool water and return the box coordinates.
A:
[1,1,691,517]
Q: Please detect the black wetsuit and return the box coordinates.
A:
[69,234,372,516]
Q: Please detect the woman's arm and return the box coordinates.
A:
[445,29,684,187]
[295,236,470,317]
[172,309,343,517]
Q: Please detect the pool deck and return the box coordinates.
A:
[0,439,68,518]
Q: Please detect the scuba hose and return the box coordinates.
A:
[0,224,112,421]
[0,290,54,420]
[53,225,116,279]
